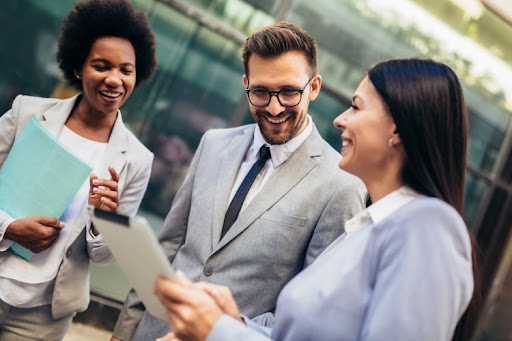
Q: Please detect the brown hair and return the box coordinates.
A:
[241,21,318,78]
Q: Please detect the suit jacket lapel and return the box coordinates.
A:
[38,95,128,178]
[38,95,79,138]
[213,126,324,253]
[211,126,254,247]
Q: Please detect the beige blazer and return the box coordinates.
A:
[114,123,366,340]
[0,94,153,319]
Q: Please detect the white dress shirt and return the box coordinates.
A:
[228,115,313,213]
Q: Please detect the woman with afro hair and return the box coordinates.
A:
[0,0,157,339]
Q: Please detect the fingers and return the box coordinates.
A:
[92,178,119,193]
[89,167,120,212]
[109,166,120,182]
[6,216,65,253]
[36,217,66,230]
[154,277,188,304]
[194,283,242,322]
[89,173,99,195]
[176,270,193,285]
[156,332,180,341]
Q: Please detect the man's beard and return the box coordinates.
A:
[256,110,306,145]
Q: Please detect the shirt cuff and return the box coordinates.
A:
[206,314,271,341]
[0,217,16,250]
[206,315,247,341]
[86,219,104,243]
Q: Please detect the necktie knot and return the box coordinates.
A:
[258,145,271,163]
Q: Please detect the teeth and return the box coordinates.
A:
[342,140,350,147]
[267,117,288,124]
[100,91,121,98]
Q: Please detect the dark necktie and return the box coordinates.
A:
[221,145,271,239]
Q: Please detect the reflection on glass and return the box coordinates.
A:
[464,171,490,228]
[499,136,512,185]
[308,91,350,151]
[466,90,510,175]
[474,215,512,341]
[476,261,512,340]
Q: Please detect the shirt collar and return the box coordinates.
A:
[345,186,420,236]
[367,186,420,224]
[251,115,313,168]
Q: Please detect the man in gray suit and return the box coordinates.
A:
[112,21,365,341]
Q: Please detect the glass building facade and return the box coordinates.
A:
[1,0,511,338]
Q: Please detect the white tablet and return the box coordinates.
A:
[88,206,177,321]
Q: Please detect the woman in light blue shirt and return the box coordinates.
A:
[153,58,479,341]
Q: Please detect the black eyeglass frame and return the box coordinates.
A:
[244,76,315,108]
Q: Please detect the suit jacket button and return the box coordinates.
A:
[203,266,213,276]
[66,249,72,258]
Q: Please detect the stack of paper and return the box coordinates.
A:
[0,116,93,260]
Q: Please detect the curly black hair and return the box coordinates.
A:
[57,0,157,89]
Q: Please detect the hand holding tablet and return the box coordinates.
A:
[87,206,179,321]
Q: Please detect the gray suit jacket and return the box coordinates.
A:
[0,95,153,319]
[114,123,366,340]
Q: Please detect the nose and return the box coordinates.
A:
[105,70,122,87]
[266,94,285,116]
[333,109,349,130]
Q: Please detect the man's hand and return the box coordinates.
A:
[89,166,120,212]
[5,216,66,253]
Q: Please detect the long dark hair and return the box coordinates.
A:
[368,58,480,340]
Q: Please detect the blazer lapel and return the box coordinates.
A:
[213,126,324,253]
[38,95,128,179]
[38,95,79,138]
[211,126,254,247]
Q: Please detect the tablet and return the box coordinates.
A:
[88,206,177,321]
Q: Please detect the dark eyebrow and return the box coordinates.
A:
[249,84,302,91]
[89,58,135,68]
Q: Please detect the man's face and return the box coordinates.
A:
[243,51,321,145]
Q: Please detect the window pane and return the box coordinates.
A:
[285,0,512,175]
[464,171,491,228]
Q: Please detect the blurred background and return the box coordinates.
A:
[1,0,511,339]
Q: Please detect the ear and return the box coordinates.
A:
[391,131,402,147]
[243,74,248,89]
[308,75,322,101]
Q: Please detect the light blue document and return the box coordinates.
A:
[0,116,93,260]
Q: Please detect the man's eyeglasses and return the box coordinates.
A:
[245,77,314,108]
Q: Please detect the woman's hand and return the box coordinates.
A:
[194,282,243,323]
[89,166,120,212]
[156,332,181,341]
[5,216,66,253]
[154,276,242,341]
